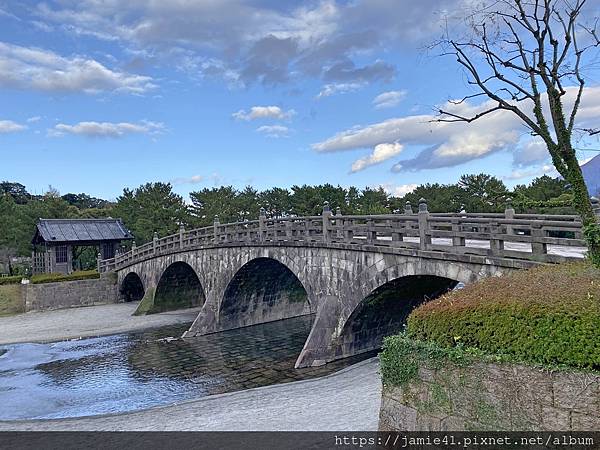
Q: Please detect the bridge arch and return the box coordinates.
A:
[330,274,458,361]
[153,261,206,313]
[218,257,313,331]
[294,255,499,368]
[120,272,145,302]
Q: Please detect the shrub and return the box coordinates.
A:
[0,275,23,285]
[380,333,482,386]
[30,270,100,284]
[407,262,600,370]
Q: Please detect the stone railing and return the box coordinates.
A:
[98,198,593,273]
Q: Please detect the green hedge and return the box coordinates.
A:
[0,275,23,285]
[30,270,100,284]
[407,262,600,371]
[380,334,483,386]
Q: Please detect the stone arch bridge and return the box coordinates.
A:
[99,200,589,368]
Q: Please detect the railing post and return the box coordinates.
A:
[213,216,220,244]
[504,197,515,236]
[322,202,332,243]
[259,208,266,242]
[97,252,102,273]
[404,201,413,215]
[335,206,343,241]
[451,218,465,248]
[489,220,504,256]
[531,222,547,258]
[179,224,185,249]
[418,198,431,250]
[153,231,158,254]
[591,197,600,218]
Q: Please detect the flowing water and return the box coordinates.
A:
[0,315,376,420]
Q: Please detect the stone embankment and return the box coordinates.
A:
[379,361,600,431]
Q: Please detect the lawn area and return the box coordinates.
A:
[0,284,23,317]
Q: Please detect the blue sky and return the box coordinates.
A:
[0,1,599,201]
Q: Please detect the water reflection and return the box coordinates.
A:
[0,316,375,420]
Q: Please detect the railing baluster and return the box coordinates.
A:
[98,202,589,271]
[531,222,547,257]
[489,219,504,256]
[418,198,431,251]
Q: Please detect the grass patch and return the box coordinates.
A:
[0,276,23,286]
[407,261,600,371]
[30,270,100,284]
[0,284,23,316]
[380,334,483,386]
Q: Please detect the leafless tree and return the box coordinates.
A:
[436,0,600,262]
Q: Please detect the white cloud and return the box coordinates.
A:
[232,106,295,121]
[313,86,600,172]
[0,120,26,134]
[49,120,164,138]
[27,116,42,123]
[351,142,404,172]
[513,139,550,167]
[380,183,419,197]
[372,90,407,109]
[503,165,555,180]
[170,175,204,185]
[0,42,157,94]
[317,82,364,98]
[256,125,291,138]
[34,0,469,86]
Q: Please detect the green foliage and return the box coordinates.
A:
[113,182,190,244]
[72,246,100,271]
[0,174,590,266]
[0,181,30,204]
[583,222,600,267]
[513,175,569,202]
[407,262,600,370]
[61,193,110,209]
[398,183,463,213]
[457,173,508,212]
[189,185,240,226]
[0,275,23,285]
[0,284,24,316]
[380,333,481,386]
[258,187,292,218]
[30,270,100,284]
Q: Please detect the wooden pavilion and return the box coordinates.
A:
[31,218,133,274]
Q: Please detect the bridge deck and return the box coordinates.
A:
[100,208,587,273]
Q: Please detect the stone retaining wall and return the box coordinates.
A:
[24,274,119,312]
[379,361,600,431]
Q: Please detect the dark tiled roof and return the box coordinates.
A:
[33,218,134,244]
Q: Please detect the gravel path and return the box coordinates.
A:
[0,357,382,431]
[0,303,202,345]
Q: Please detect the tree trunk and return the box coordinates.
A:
[562,146,600,265]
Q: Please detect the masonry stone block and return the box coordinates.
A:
[380,361,600,431]
[114,243,523,368]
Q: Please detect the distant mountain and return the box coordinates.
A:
[582,154,600,197]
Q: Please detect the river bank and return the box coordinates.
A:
[0,356,381,431]
[0,302,202,345]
